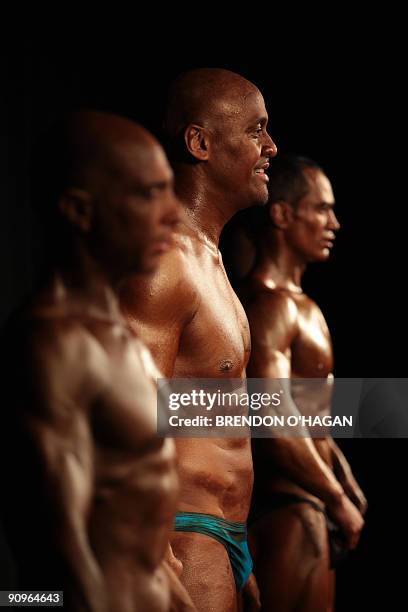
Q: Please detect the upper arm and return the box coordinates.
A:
[15,324,96,525]
[245,291,298,378]
[120,248,199,376]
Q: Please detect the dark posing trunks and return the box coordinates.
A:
[249,492,348,568]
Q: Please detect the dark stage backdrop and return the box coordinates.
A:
[4,39,405,609]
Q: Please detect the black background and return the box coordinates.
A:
[4,31,406,608]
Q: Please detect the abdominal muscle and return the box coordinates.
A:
[175,437,253,522]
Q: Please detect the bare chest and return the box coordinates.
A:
[291,298,333,377]
[175,254,251,377]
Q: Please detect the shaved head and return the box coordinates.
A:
[33,111,161,217]
[162,68,276,211]
[32,111,179,276]
[164,68,260,141]
[65,111,160,187]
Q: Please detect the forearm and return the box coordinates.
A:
[253,372,344,507]
[328,439,368,514]
[329,439,351,476]
[313,437,333,467]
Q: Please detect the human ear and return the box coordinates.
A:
[58,189,93,232]
[184,124,210,161]
[269,201,293,230]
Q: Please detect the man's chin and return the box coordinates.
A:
[123,254,161,277]
[239,189,269,211]
[140,258,161,275]
[254,186,269,207]
[313,249,331,262]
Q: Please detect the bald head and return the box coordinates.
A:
[34,112,161,210]
[164,68,260,142]
[32,112,172,241]
[32,110,179,276]
[70,111,158,180]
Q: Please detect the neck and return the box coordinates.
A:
[175,166,238,247]
[48,238,122,320]
[253,233,307,293]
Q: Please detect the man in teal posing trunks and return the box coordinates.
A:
[174,512,252,592]
[120,68,277,611]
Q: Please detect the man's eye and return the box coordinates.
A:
[141,186,163,199]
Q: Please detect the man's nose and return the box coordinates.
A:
[328,209,340,231]
[262,131,277,158]
[162,191,182,228]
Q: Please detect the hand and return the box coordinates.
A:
[326,492,364,550]
[165,541,183,577]
[163,560,197,612]
[242,573,261,612]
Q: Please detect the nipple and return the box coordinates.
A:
[219,359,233,372]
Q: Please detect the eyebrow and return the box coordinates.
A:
[135,177,174,192]
[316,201,336,207]
[247,116,268,129]
[146,179,173,190]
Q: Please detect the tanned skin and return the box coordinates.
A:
[241,165,366,611]
[121,69,277,612]
[1,112,196,612]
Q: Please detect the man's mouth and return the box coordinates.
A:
[152,236,173,254]
[321,235,335,248]
[254,161,270,182]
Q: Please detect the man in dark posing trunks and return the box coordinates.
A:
[1,112,195,611]
[238,156,366,611]
[120,68,277,611]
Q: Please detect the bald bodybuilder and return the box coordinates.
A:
[120,68,277,612]
[236,156,366,611]
[0,112,196,611]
